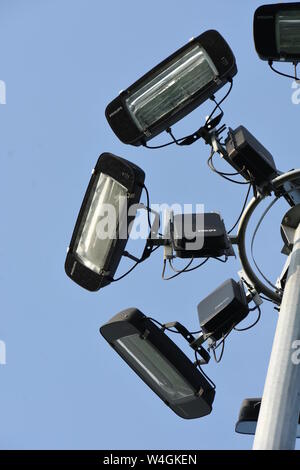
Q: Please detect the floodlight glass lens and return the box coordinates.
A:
[126,45,218,132]
[276,11,300,55]
[114,333,195,404]
[74,173,127,274]
[235,420,257,435]
[236,419,300,437]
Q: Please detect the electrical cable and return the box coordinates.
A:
[162,258,194,280]
[209,327,233,364]
[113,184,160,283]
[169,257,209,274]
[182,258,210,272]
[144,130,196,149]
[142,183,163,237]
[113,243,159,283]
[228,183,252,234]
[205,79,233,125]
[208,323,236,365]
[112,260,142,282]
[213,328,233,351]
[212,340,225,363]
[143,139,181,150]
[207,150,251,185]
[143,184,152,230]
[260,294,276,304]
[209,165,247,177]
[234,305,261,332]
[250,196,282,292]
[166,127,182,146]
[166,255,225,279]
[269,60,300,81]
[168,258,194,273]
[111,242,157,282]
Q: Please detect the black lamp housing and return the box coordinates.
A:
[235,398,262,435]
[254,3,300,62]
[172,212,233,259]
[235,397,300,437]
[197,279,249,342]
[100,308,215,419]
[225,126,278,188]
[65,153,145,292]
[105,30,237,146]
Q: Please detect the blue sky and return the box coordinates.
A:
[0,0,299,450]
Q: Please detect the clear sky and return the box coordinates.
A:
[1,0,299,450]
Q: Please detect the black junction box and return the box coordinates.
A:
[197,279,249,341]
[225,126,278,187]
[172,212,230,259]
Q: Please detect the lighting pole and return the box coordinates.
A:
[253,219,300,449]
[235,171,300,449]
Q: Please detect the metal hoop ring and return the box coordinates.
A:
[236,170,300,304]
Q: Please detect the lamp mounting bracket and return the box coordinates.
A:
[179,112,224,147]
[161,321,210,365]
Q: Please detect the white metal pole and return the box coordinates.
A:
[253,221,300,450]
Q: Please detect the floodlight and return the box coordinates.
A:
[254,3,300,62]
[235,398,300,437]
[106,30,237,146]
[197,279,249,342]
[172,212,233,259]
[65,153,145,291]
[225,126,278,188]
[100,308,215,419]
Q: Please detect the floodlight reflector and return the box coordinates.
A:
[114,335,196,404]
[276,10,300,56]
[125,45,218,133]
[65,153,145,291]
[106,30,237,146]
[254,3,300,62]
[75,173,128,274]
[100,308,215,419]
